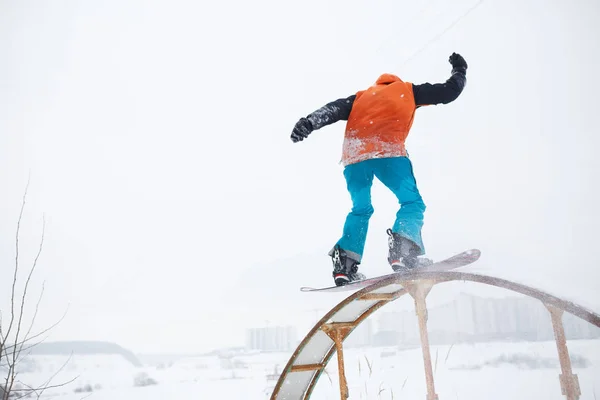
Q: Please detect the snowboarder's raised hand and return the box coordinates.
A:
[291,117,314,143]
[449,52,468,74]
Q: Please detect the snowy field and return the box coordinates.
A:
[11,338,600,399]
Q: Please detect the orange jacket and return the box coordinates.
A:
[342,74,416,166]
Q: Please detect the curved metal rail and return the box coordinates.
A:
[270,270,600,400]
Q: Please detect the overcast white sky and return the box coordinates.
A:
[1,0,599,354]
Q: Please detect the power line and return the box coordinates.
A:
[399,0,486,68]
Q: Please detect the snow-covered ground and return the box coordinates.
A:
[11,338,600,399]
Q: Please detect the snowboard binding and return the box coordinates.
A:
[387,229,431,272]
[331,245,365,286]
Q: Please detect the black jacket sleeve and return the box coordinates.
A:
[306,95,356,130]
[412,69,466,106]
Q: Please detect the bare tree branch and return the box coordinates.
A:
[3,305,69,355]
[19,281,45,359]
[2,180,73,400]
[0,311,6,374]
[8,211,44,399]
[3,177,31,400]
[12,379,40,399]
[35,352,75,399]
[13,215,46,362]
[5,176,30,352]
[12,375,79,400]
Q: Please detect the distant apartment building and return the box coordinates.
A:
[246,325,298,352]
[374,293,600,347]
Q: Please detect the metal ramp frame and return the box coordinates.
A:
[270,270,600,400]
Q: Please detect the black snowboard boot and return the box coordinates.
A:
[331,245,365,286]
[387,228,423,272]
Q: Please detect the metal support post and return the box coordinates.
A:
[322,323,354,400]
[405,280,439,400]
[545,304,581,400]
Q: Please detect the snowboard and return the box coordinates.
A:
[300,249,481,293]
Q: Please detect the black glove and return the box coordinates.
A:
[291,117,314,143]
[449,52,468,74]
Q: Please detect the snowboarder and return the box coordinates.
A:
[291,52,468,286]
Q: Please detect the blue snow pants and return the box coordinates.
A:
[334,156,426,261]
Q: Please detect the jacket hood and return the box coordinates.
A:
[376,73,403,85]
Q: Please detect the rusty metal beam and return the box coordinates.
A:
[322,321,356,330]
[405,280,438,400]
[290,363,324,373]
[545,304,581,400]
[322,324,354,400]
[358,292,402,301]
